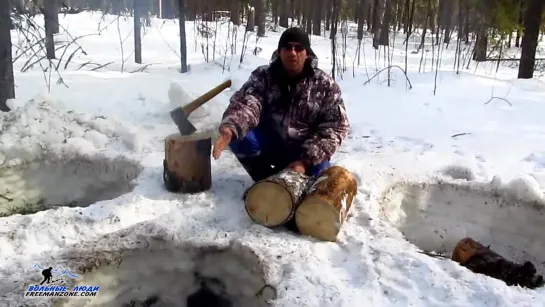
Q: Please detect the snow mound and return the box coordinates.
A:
[0,96,144,216]
[168,82,195,110]
[0,153,142,216]
[0,95,142,166]
[378,178,545,274]
[167,81,227,137]
[25,224,276,307]
[439,164,477,181]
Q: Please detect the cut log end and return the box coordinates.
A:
[244,182,293,227]
[452,237,481,265]
[163,131,212,193]
[243,168,309,228]
[295,196,341,242]
[295,166,358,242]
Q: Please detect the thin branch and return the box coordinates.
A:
[363,65,413,89]
[484,97,512,106]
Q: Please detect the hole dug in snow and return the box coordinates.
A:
[58,234,276,307]
[0,154,142,216]
[378,178,545,277]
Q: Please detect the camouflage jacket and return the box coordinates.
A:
[220,52,350,167]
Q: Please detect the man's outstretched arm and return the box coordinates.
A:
[220,67,267,140]
[300,81,350,167]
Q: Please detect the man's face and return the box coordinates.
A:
[279,42,307,75]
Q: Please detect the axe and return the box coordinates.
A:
[170,79,232,135]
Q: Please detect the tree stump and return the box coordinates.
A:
[244,168,309,227]
[295,166,358,242]
[452,237,544,289]
[163,131,212,193]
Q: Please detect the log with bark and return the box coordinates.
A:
[163,131,212,193]
[243,168,309,227]
[295,166,358,242]
[452,237,544,289]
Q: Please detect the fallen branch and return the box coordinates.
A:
[452,237,544,289]
[480,58,545,62]
[130,63,155,73]
[0,194,13,202]
[451,132,471,138]
[484,97,512,106]
[363,65,413,89]
[417,250,450,259]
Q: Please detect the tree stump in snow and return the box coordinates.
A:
[163,131,212,193]
[295,166,358,242]
[244,168,309,227]
[452,237,544,289]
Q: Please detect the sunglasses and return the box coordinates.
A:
[282,44,306,52]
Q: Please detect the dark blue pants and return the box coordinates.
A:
[229,127,331,181]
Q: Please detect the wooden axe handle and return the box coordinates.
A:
[182,79,232,116]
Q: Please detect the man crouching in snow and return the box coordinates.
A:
[212,27,350,182]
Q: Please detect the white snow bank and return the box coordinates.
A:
[0,154,142,216]
[17,222,277,307]
[0,95,145,216]
[378,176,545,273]
[0,95,142,167]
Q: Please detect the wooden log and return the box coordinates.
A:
[244,168,309,227]
[163,131,212,193]
[295,166,358,242]
[452,237,544,289]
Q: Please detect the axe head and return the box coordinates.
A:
[170,107,197,136]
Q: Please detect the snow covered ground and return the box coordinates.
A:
[1,12,545,306]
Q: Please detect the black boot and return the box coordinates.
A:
[237,156,276,182]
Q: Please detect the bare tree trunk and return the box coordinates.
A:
[463,0,470,44]
[305,0,312,34]
[0,0,14,111]
[405,0,416,42]
[418,0,431,51]
[371,0,379,32]
[272,0,279,24]
[357,0,366,65]
[472,2,490,62]
[518,0,545,78]
[372,0,389,49]
[395,0,404,31]
[454,0,464,73]
[325,0,331,31]
[230,0,240,25]
[331,0,339,79]
[255,0,265,37]
[378,0,390,47]
[43,0,56,59]
[186,0,197,20]
[515,0,524,47]
[134,0,142,64]
[52,0,59,33]
[402,0,410,34]
[442,0,454,44]
[160,0,174,19]
[247,6,255,31]
[178,0,188,73]
[312,0,323,35]
[357,0,366,40]
[279,0,289,27]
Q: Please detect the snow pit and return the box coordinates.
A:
[378,178,545,273]
[53,226,276,307]
[0,155,142,216]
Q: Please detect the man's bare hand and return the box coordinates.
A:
[212,127,233,160]
[287,160,306,174]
